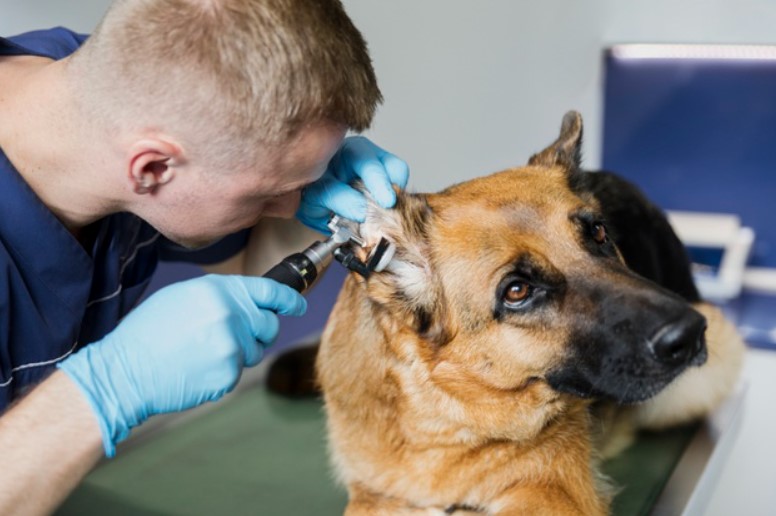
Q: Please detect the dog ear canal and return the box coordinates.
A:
[362,193,452,347]
[528,110,583,171]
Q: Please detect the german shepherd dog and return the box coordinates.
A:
[312,112,743,515]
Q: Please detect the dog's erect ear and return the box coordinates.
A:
[357,190,451,346]
[528,110,583,170]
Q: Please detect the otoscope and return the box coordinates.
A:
[262,216,394,293]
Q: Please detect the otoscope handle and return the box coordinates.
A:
[262,252,318,293]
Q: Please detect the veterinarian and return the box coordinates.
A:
[0,0,408,513]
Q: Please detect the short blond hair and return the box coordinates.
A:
[69,0,381,163]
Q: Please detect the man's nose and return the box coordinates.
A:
[263,191,302,219]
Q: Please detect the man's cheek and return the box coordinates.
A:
[263,192,301,219]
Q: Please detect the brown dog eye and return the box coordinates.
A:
[504,281,531,305]
[592,222,607,244]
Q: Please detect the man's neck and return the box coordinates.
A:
[0,56,118,239]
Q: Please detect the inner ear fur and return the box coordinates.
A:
[357,191,452,346]
[528,110,584,170]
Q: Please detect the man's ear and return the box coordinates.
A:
[127,139,181,194]
[528,110,583,171]
[357,190,452,346]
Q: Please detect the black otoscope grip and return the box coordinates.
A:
[262,252,319,293]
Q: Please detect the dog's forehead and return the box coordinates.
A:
[430,166,586,240]
[420,167,592,304]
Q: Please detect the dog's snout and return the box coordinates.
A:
[649,311,707,366]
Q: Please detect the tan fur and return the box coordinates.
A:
[317,115,743,515]
[321,283,608,515]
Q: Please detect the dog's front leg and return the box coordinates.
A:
[345,486,450,516]
[491,485,607,516]
[345,503,445,516]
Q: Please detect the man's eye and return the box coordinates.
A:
[503,281,532,306]
[592,222,608,244]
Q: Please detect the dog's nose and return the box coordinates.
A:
[649,311,707,366]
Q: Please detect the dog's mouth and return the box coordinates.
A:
[547,368,691,404]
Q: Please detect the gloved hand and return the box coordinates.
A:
[296,136,410,233]
[58,274,306,457]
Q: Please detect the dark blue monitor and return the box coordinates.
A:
[602,45,776,268]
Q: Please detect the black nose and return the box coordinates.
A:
[650,311,707,366]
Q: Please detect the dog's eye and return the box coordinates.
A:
[592,222,608,244]
[503,281,532,305]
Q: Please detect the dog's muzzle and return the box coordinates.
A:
[545,270,710,404]
[648,309,707,368]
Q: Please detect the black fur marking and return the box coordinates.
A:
[415,307,433,335]
[444,503,485,514]
[510,254,567,290]
[567,170,701,303]
[569,210,619,259]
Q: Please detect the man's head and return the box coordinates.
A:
[66,0,380,245]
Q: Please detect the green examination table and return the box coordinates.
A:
[57,373,742,516]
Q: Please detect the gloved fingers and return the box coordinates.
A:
[243,345,264,369]
[349,137,410,188]
[295,208,333,235]
[295,179,335,233]
[240,307,279,365]
[299,174,367,223]
[241,314,275,367]
[338,137,397,208]
[299,137,409,231]
[379,150,410,190]
[237,276,308,316]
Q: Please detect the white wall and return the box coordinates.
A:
[341,1,606,193]
[1,1,111,34]
[342,0,776,192]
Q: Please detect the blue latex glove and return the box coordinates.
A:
[58,274,306,457]
[296,136,410,233]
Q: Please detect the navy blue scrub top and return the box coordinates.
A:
[0,28,249,410]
